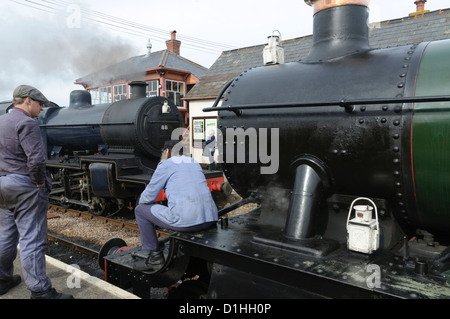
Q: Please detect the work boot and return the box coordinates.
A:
[131,248,152,259]
[30,287,74,299]
[0,275,21,295]
[133,250,165,272]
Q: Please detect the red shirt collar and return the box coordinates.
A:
[13,107,31,117]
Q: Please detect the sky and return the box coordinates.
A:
[0,0,449,105]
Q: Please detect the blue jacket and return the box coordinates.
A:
[139,156,218,227]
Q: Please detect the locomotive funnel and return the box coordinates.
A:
[69,90,92,108]
[303,0,371,62]
[129,81,148,100]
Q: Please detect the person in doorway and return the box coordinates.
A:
[133,140,218,272]
[0,85,73,299]
[203,129,216,170]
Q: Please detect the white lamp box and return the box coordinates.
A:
[263,30,285,65]
[346,198,380,254]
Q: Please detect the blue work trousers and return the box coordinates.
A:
[0,175,52,292]
[135,203,216,251]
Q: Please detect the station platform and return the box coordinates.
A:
[0,253,140,299]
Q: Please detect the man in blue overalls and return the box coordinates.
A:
[0,85,73,299]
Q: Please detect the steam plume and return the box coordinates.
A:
[0,7,137,104]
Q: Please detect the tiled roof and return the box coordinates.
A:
[186,8,450,99]
[75,49,208,87]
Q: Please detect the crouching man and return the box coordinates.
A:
[133,140,218,272]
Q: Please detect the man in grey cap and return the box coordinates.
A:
[13,84,50,103]
[0,85,73,299]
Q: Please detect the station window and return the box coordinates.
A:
[146,80,159,97]
[114,84,127,102]
[166,80,185,107]
[90,86,111,104]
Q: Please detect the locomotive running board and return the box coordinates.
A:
[172,208,450,299]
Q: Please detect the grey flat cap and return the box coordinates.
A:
[13,85,49,103]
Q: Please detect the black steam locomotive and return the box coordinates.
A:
[2,82,226,215]
[101,1,450,299]
[0,102,13,114]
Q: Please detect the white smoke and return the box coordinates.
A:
[0,3,138,104]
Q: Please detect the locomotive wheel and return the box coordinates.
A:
[89,197,111,216]
[98,238,127,270]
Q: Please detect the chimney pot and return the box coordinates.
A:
[414,0,427,12]
[166,30,181,55]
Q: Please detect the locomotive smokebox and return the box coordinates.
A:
[211,0,450,253]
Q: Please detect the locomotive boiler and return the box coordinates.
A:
[37,82,226,215]
[0,102,13,115]
[100,0,450,299]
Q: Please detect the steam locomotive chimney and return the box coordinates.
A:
[303,0,371,63]
[69,90,92,108]
[129,81,147,100]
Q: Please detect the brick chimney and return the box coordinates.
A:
[414,0,427,12]
[166,30,181,55]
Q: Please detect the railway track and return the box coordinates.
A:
[46,204,169,275]
[48,204,140,232]
[47,232,99,257]
[46,204,139,276]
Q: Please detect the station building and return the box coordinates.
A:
[75,31,208,126]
